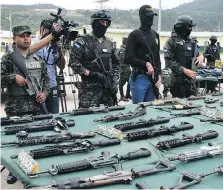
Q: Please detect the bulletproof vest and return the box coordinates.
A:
[7,54,42,96]
[117,47,125,64]
[208,45,219,61]
[82,35,113,75]
[173,38,194,71]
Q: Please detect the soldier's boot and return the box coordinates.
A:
[125,83,132,99]
[7,173,17,184]
[119,86,129,101]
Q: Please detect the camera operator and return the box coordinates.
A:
[35,19,66,113]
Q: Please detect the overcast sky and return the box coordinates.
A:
[2,0,194,10]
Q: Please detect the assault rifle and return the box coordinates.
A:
[44,160,176,189]
[187,96,206,101]
[168,143,223,162]
[204,97,219,104]
[200,118,223,124]
[1,114,53,126]
[11,139,121,159]
[94,104,146,122]
[9,50,48,114]
[93,49,118,106]
[154,104,202,111]
[138,98,185,107]
[156,130,219,150]
[114,117,170,132]
[160,165,223,189]
[1,131,95,147]
[1,117,75,135]
[125,122,193,142]
[61,105,125,116]
[169,110,201,118]
[28,148,151,177]
[212,92,223,96]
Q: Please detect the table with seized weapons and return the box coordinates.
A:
[0,95,223,189]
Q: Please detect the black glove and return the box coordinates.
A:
[111,83,118,95]
[89,72,105,82]
[51,23,63,39]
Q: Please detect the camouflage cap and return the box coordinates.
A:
[12,25,32,35]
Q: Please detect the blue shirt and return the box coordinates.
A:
[35,46,59,88]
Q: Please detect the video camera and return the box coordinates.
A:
[43,8,79,46]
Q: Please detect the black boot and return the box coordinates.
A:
[7,173,17,184]
[125,83,132,99]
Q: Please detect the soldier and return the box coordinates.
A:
[116,37,131,101]
[163,15,204,98]
[69,10,119,108]
[204,35,220,68]
[1,26,51,184]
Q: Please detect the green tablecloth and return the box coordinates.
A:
[1,96,223,189]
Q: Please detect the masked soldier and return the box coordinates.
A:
[69,10,119,108]
[204,35,220,68]
[163,15,204,98]
[116,37,131,101]
[125,5,162,104]
[1,25,50,184]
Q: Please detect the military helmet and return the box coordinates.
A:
[90,10,111,26]
[174,15,196,28]
[210,35,217,41]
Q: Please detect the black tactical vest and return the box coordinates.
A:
[173,39,194,72]
[7,54,42,96]
[81,34,113,82]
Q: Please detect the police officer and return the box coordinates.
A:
[116,37,131,101]
[204,35,220,68]
[69,10,119,108]
[1,25,51,184]
[125,5,162,104]
[163,15,204,98]
[35,19,66,113]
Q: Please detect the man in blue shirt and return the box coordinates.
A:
[35,19,66,113]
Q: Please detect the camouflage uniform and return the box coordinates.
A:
[164,30,197,98]
[116,45,131,99]
[204,44,220,68]
[1,26,50,117]
[69,33,119,108]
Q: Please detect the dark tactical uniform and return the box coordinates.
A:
[204,36,220,68]
[1,26,50,117]
[117,44,131,99]
[69,33,119,108]
[164,30,198,98]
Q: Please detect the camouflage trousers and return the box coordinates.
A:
[119,66,131,97]
[170,80,197,98]
[78,82,114,108]
[5,95,42,117]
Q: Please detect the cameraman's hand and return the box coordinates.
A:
[195,55,204,67]
[155,75,162,88]
[51,23,63,39]
[183,68,197,79]
[146,62,154,75]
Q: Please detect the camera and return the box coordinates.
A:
[48,8,79,46]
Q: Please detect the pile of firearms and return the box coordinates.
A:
[1,96,223,189]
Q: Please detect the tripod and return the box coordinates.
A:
[49,42,68,113]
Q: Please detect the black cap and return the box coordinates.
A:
[139,5,158,16]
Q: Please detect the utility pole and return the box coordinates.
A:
[158,0,162,34]
[9,11,12,45]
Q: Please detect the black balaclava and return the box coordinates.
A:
[211,40,217,46]
[175,25,192,40]
[140,14,154,30]
[92,20,108,38]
